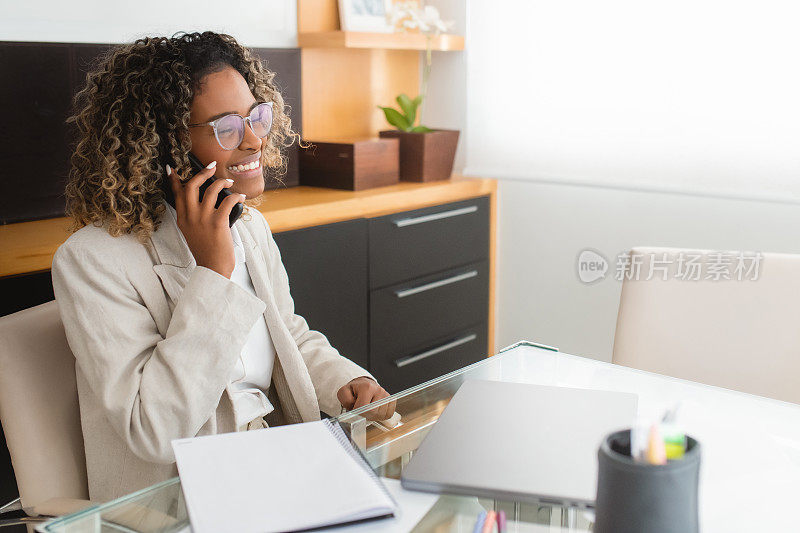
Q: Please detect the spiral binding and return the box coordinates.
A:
[322,418,398,511]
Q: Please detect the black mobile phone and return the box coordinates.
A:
[162,152,243,227]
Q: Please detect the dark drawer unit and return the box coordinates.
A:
[370,261,489,359]
[368,196,490,289]
[367,195,492,391]
[273,219,369,369]
[371,324,488,393]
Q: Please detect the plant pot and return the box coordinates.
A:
[378,129,459,182]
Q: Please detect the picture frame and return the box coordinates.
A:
[338,0,394,33]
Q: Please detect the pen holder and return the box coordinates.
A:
[595,429,700,533]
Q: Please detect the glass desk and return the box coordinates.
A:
[40,339,800,531]
[40,341,590,532]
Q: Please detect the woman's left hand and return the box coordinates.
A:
[337,377,396,421]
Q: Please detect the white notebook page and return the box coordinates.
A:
[173,420,395,533]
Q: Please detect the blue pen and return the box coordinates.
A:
[472,510,487,533]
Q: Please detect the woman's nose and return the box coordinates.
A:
[239,119,263,151]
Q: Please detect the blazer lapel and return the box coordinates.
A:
[148,202,321,424]
[150,203,196,312]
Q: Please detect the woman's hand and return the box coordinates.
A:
[337,377,397,421]
[167,161,244,279]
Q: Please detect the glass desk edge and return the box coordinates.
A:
[40,340,558,531]
[40,477,182,531]
[335,340,558,422]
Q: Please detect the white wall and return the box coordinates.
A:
[0,0,296,47]
[456,1,800,360]
[464,0,800,201]
[496,179,800,361]
[419,0,468,172]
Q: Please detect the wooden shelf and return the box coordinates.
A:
[0,176,495,278]
[1,174,498,359]
[298,31,465,51]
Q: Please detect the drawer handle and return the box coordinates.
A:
[395,333,478,368]
[395,270,478,298]
[393,205,478,228]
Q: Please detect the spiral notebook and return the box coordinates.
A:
[172,419,397,533]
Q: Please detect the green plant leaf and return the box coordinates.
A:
[396,94,417,126]
[413,95,423,108]
[410,125,433,133]
[378,106,411,131]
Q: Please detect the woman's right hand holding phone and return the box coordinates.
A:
[167,161,244,279]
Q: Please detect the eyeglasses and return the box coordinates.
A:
[188,101,273,151]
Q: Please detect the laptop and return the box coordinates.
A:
[401,379,637,507]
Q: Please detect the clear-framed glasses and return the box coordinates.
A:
[188,101,273,151]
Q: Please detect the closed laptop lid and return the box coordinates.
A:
[401,379,638,507]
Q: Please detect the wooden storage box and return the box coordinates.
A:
[299,138,399,191]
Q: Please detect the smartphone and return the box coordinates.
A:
[162,152,243,227]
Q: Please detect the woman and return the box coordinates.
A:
[51,31,395,503]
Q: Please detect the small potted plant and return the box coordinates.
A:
[378,94,459,182]
[378,3,458,182]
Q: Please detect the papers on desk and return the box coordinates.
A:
[172,419,397,533]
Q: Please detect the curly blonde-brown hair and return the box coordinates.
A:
[65,31,299,243]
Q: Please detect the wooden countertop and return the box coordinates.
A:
[0,175,496,278]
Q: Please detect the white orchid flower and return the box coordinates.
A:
[420,6,452,34]
[388,2,454,35]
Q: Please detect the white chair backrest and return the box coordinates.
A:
[0,300,88,511]
[613,247,800,404]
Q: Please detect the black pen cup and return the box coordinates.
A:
[594,429,701,533]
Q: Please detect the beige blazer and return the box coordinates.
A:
[51,202,373,502]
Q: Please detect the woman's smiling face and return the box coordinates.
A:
[188,65,266,200]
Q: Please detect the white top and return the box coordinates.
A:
[227,223,276,429]
[162,202,276,429]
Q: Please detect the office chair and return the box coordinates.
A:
[0,301,92,528]
[613,246,800,404]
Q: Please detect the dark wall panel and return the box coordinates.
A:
[0,42,73,223]
[253,47,302,190]
[0,41,301,224]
